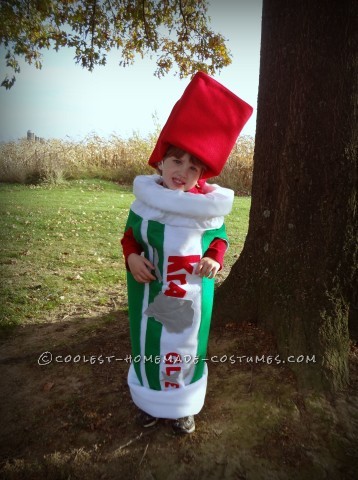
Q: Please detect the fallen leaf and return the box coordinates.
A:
[43,382,55,392]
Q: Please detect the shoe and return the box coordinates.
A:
[138,410,158,428]
[172,415,195,434]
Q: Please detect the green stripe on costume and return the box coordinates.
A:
[191,224,228,384]
[145,220,165,390]
[125,210,145,385]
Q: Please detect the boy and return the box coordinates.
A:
[121,71,253,434]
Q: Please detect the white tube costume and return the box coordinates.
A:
[125,175,234,419]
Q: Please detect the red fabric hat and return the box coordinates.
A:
[148,71,253,178]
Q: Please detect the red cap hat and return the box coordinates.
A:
[148,71,253,178]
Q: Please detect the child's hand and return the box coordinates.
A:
[195,257,220,279]
[128,254,156,283]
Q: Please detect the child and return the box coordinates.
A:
[121,71,253,434]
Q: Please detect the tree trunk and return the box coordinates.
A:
[214,0,357,392]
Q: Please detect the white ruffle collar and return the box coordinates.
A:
[133,175,234,219]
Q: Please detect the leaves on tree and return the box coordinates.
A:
[0,0,232,88]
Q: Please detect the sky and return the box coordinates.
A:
[0,0,262,142]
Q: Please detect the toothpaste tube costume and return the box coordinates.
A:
[123,72,253,419]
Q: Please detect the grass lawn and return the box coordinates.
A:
[1,180,357,480]
[0,179,250,332]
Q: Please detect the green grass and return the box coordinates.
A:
[0,179,250,332]
[224,195,251,268]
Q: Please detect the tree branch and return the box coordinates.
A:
[91,0,97,49]
[178,0,189,38]
[141,0,152,47]
[105,0,117,22]
[89,0,97,69]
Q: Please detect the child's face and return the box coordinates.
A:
[158,153,202,191]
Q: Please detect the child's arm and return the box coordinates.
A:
[195,238,227,278]
[121,227,143,270]
[121,228,156,283]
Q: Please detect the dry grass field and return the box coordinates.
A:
[0,133,254,195]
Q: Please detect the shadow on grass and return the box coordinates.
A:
[0,311,357,480]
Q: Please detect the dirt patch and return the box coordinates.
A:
[0,312,357,480]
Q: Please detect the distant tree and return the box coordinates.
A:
[0,0,231,89]
[214,0,357,392]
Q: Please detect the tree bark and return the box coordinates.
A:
[214,0,357,392]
